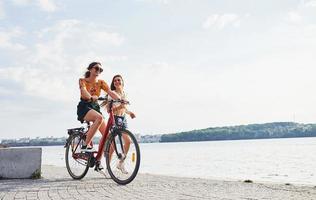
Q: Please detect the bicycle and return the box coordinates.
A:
[64,97,141,185]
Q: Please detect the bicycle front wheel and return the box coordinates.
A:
[65,134,89,179]
[105,129,141,185]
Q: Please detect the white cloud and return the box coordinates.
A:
[12,0,32,6]
[203,14,241,30]
[37,20,124,46]
[0,27,26,51]
[135,0,169,4]
[37,0,57,12]
[286,11,303,23]
[284,1,316,25]
[0,0,5,19]
[12,0,58,12]
[1,20,126,102]
[303,0,316,7]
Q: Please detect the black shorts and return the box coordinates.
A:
[77,100,102,123]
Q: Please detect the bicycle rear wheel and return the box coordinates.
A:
[65,134,89,179]
[104,129,141,185]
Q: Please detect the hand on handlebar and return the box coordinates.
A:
[119,99,130,105]
[97,96,130,104]
[91,95,98,102]
[98,96,108,101]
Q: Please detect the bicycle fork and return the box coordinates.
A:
[112,130,126,160]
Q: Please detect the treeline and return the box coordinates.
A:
[160,122,316,142]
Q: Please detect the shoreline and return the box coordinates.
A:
[1,165,315,200]
[2,135,316,147]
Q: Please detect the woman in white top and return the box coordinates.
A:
[105,74,136,173]
[107,74,135,121]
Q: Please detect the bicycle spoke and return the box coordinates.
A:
[65,134,89,179]
[105,129,140,185]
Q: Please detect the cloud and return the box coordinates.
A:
[0,27,26,51]
[135,0,169,4]
[12,0,32,6]
[12,0,58,12]
[0,20,126,102]
[284,1,316,25]
[37,0,57,12]
[286,11,303,23]
[37,20,124,46]
[203,14,241,30]
[0,0,5,19]
[303,0,316,7]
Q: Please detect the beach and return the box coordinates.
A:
[0,165,315,200]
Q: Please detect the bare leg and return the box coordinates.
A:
[83,110,104,145]
[98,121,107,136]
[97,121,107,161]
[109,142,115,162]
[109,131,131,161]
[122,133,131,155]
[115,132,131,174]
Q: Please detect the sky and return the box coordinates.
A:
[1,0,316,139]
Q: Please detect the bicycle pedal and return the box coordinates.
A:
[81,150,98,154]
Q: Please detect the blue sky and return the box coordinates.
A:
[1,0,316,139]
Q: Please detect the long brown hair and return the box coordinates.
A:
[84,62,101,78]
[100,74,124,107]
[110,74,124,90]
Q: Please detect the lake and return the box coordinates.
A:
[42,137,316,185]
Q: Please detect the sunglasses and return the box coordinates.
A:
[94,66,103,73]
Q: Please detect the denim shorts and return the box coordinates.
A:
[114,115,128,129]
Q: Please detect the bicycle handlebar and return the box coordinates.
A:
[98,96,130,105]
[97,97,107,101]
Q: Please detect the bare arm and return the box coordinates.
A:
[104,89,120,113]
[79,79,93,100]
[80,87,92,100]
[100,80,120,100]
[126,110,136,119]
[107,89,120,100]
[106,102,111,113]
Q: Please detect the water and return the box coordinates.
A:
[42,137,316,185]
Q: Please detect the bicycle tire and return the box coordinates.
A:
[104,129,141,185]
[65,134,89,180]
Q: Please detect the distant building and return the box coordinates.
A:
[140,134,161,143]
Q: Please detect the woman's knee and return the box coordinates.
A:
[94,114,104,125]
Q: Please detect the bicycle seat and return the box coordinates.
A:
[67,127,84,135]
[80,120,91,125]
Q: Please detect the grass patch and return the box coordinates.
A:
[31,169,41,179]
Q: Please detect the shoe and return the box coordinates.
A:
[116,161,128,174]
[95,161,104,172]
[81,140,95,151]
[81,144,95,152]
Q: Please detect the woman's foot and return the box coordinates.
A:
[116,161,128,174]
[94,160,104,172]
[81,141,95,152]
